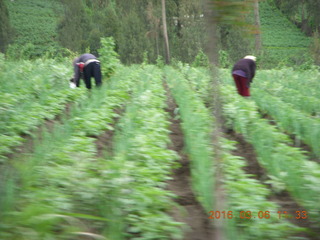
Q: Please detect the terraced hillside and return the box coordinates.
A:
[259,1,312,67]
[5,0,63,58]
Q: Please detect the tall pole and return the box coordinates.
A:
[161,0,170,64]
[254,0,262,54]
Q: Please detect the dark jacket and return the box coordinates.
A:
[232,59,256,83]
[73,53,98,86]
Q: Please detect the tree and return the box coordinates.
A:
[170,0,207,63]
[87,2,120,56]
[254,0,262,54]
[271,0,320,35]
[162,0,171,64]
[0,0,11,53]
[146,2,161,56]
[217,0,256,63]
[57,0,91,53]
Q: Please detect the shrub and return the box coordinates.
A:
[98,37,120,78]
[192,50,210,68]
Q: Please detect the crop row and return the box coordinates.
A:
[108,65,184,239]
[218,69,320,159]
[221,85,320,224]
[183,65,320,227]
[165,67,300,239]
[256,68,320,100]
[251,88,320,158]
[1,64,189,240]
[0,58,87,162]
[165,66,215,211]
[0,65,139,239]
[255,80,320,117]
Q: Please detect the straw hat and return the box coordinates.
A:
[244,55,257,62]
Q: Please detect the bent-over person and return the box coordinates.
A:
[232,55,256,97]
[72,53,102,89]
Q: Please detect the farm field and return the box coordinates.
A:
[1,0,320,239]
[1,55,320,239]
[259,1,311,67]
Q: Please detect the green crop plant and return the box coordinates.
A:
[164,66,215,212]
[0,58,86,162]
[220,138,302,239]
[165,66,302,239]
[254,68,320,116]
[178,66,320,231]
[106,65,184,239]
[98,37,120,79]
[255,81,320,117]
[217,68,320,157]
[251,89,320,158]
[254,68,320,99]
[0,65,137,239]
[219,85,320,226]
[259,1,312,68]
[0,64,184,239]
[5,0,64,60]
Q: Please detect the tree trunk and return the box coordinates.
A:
[254,0,262,54]
[300,0,311,35]
[0,0,11,52]
[161,0,170,64]
[156,34,159,56]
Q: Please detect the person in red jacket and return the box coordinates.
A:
[70,53,102,89]
[232,55,256,97]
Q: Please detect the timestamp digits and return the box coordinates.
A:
[208,210,308,220]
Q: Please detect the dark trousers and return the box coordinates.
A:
[83,62,102,89]
[232,74,250,97]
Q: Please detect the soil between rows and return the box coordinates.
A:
[93,91,215,239]
[3,103,73,166]
[225,129,319,240]
[93,108,123,158]
[4,87,319,239]
[165,89,215,240]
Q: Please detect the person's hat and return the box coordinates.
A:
[244,55,256,62]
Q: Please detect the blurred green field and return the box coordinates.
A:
[259,1,312,67]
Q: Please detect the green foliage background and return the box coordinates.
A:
[2,0,318,68]
[5,0,64,59]
[259,1,312,68]
[0,0,12,52]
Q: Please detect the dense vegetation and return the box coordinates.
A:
[259,1,311,68]
[1,41,319,239]
[268,0,320,35]
[5,0,64,59]
[1,0,320,239]
[1,0,318,67]
[0,0,11,52]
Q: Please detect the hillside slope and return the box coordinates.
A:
[5,0,312,66]
[259,1,311,67]
[6,0,63,58]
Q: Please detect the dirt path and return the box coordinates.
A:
[94,108,123,158]
[165,90,215,240]
[225,129,319,240]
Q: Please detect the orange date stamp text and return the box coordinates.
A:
[208,210,308,220]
